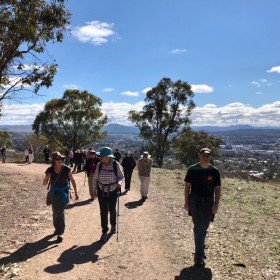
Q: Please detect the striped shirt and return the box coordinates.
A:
[93,160,124,194]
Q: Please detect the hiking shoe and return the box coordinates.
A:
[110,226,116,234]
[56,235,63,243]
[100,232,108,242]
[194,259,205,268]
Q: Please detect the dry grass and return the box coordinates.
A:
[151,168,280,279]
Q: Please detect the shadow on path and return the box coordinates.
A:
[175,266,212,280]
[66,198,94,209]
[124,199,144,209]
[0,235,58,265]
[44,235,112,274]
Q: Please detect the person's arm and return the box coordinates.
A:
[68,171,79,200]
[92,162,99,197]
[184,182,191,211]
[116,162,124,188]
[212,185,221,214]
[43,173,51,186]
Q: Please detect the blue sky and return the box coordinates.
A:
[1,0,280,127]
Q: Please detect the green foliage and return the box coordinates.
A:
[32,89,108,151]
[0,0,71,102]
[128,77,195,167]
[0,130,12,148]
[23,134,49,162]
[173,128,222,166]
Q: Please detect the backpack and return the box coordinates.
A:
[98,160,118,177]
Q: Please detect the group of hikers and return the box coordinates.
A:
[43,147,153,243]
[42,145,221,268]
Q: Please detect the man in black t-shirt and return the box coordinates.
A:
[184,148,221,267]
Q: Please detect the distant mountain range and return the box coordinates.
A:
[0,123,279,134]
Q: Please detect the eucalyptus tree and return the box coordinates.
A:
[0,130,12,148]
[128,77,195,167]
[0,0,70,103]
[173,128,222,166]
[33,90,108,151]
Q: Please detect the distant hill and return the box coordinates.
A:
[0,125,33,133]
[192,124,258,132]
[0,123,279,134]
[0,123,140,134]
[101,123,139,134]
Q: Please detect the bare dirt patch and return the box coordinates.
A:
[0,162,279,280]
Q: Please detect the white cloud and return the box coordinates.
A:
[267,66,280,74]
[142,87,152,94]
[1,101,280,127]
[1,76,33,90]
[11,64,46,71]
[190,102,280,127]
[191,84,214,93]
[170,49,187,54]
[72,21,115,45]
[0,103,44,125]
[101,101,145,125]
[251,81,261,87]
[120,91,139,97]
[251,79,269,87]
[63,84,79,89]
[103,88,115,92]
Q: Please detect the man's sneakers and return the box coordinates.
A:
[100,232,108,242]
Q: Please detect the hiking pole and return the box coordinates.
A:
[116,190,120,242]
[84,171,86,185]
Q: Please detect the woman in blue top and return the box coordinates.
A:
[43,151,79,243]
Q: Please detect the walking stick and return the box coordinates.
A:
[84,171,86,185]
[116,190,120,242]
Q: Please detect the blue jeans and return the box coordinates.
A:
[189,194,214,261]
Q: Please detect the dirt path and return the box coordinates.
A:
[2,163,278,279]
[0,163,185,280]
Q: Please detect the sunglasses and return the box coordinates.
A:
[55,158,63,161]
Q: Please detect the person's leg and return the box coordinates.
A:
[139,176,145,197]
[88,173,94,198]
[51,193,66,236]
[143,176,150,198]
[190,197,213,263]
[127,171,132,189]
[97,188,109,233]
[108,189,118,229]
[77,162,81,172]
[124,170,129,190]
[73,162,77,172]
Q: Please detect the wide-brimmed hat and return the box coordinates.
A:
[51,151,65,160]
[199,148,212,155]
[141,151,151,158]
[89,150,96,154]
[96,147,115,158]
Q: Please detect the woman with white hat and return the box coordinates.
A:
[137,151,153,202]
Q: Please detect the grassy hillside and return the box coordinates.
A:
[151,168,280,279]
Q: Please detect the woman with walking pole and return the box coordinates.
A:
[92,147,124,242]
